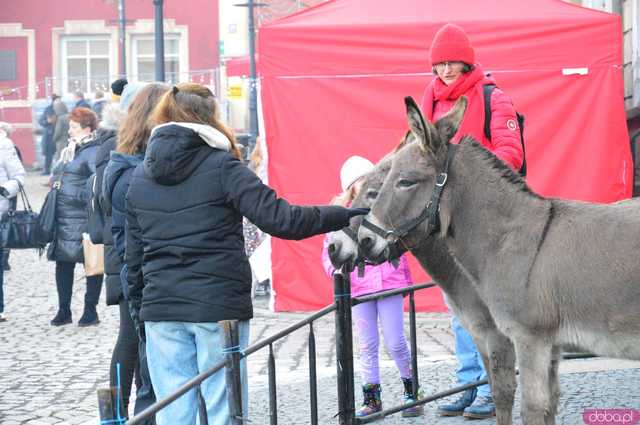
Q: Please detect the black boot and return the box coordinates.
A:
[78,276,102,327]
[52,262,73,326]
[50,309,72,326]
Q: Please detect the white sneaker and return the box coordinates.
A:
[0,313,6,322]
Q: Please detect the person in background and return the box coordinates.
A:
[102,82,168,422]
[39,94,59,175]
[48,107,103,327]
[74,91,91,110]
[111,78,128,103]
[124,83,367,425]
[92,91,108,121]
[421,23,523,420]
[52,98,70,163]
[0,122,26,322]
[322,155,423,418]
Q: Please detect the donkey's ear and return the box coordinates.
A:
[435,96,468,142]
[404,97,439,153]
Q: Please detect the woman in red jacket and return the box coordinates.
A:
[421,23,524,420]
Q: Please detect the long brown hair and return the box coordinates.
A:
[150,83,242,159]
[117,83,170,155]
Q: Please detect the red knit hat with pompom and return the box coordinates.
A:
[429,24,475,66]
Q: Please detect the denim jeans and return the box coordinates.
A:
[451,315,491,398]
[145,320,250,425]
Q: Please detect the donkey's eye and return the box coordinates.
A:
[397,179,416,188]
[366,190,379,199]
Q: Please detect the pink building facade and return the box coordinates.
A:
[1,0,220,165]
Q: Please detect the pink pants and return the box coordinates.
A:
[353,294,412,384]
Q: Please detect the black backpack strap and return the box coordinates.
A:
[483,84,496,141]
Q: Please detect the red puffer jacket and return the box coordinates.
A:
[421,68,523,171]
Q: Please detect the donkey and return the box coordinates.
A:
[328,130,517,425]
[357,96,640,425]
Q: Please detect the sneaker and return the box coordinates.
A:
[438,388,477,416]
[463,395,496,419]
[50,311,72,326]
[401,378,424,417]
[0,313,6,322]
[356,383,382,417]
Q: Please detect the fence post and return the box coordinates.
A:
[334,270,355,424]
[221,320,244,425]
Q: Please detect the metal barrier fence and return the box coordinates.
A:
[101,270,593,425]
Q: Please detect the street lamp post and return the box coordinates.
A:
[118,0,126,77]
[153,0,165,82]
[234,1,266,150]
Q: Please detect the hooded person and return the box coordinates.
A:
[121,83,367,425]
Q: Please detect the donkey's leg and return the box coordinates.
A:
[515,337,554,425]
[487,332,517,425]
[546,345,561,424]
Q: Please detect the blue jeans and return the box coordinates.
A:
[451,315,491,398]
[145,320,250,425]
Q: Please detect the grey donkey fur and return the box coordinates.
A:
[328,130,517,425]
[357,96,640,425]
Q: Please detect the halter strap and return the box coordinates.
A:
[362,144,458,242]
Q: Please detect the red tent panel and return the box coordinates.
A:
[259,0,631,312]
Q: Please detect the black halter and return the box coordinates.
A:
[361,144,458,246]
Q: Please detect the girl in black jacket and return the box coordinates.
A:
[125,83,366,425]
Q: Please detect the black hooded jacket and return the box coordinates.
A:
[125,123,353,323]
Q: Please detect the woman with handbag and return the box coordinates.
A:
[48,107,104,327]
[0,122,26,322]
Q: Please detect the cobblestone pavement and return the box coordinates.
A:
[0,173,638,425]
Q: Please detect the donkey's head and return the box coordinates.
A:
[358,96,467,263]
[327,132,417,270]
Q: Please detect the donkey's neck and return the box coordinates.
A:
[441,140,552,287]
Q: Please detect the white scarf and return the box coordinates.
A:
[60,133,94,164]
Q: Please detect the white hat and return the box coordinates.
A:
[340,155,374,191]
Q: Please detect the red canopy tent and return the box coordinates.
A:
[258,0,631,312]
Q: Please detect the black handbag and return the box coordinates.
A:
[0,183,45,249]
[37,177,61,245]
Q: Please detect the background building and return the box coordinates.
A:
[0,0,220,165]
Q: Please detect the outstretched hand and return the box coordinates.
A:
[347,207,370,218]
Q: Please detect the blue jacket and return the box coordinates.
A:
[102,150,143,300]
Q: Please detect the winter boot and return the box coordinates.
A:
[78,306,99,327]
[463,395,496,419]
[356,384,382,418]
[50,309,72,326]
[79,277,102,327]
[437,388,476,416]
[401,377,424,417]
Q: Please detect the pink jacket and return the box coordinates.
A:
[321,235,412,297]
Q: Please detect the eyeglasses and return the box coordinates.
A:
[434,61,464,71]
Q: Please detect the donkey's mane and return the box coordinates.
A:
[458,135,540,199]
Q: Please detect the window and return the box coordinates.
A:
[132,36,180,82]
[61,36,111,94]
[0,50,17,81]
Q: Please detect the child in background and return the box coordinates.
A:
[321,155,423,418]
